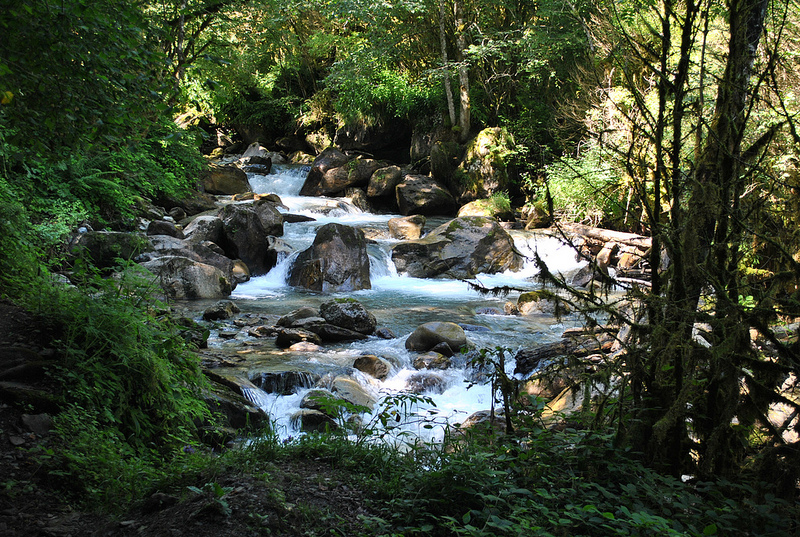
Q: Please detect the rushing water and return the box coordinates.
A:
[212,164,587,442]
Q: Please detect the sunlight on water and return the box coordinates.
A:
[224,164,587,441]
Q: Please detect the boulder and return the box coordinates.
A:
[275,327,323,348]
[201,163,252,195]
[251,199,285,237]
[388,215,426,240]
[277,307,322,327]
[333,120,412,163]
[202,300,241,321]
[299,148,350,196]
[146,220,184,239]
[457,196,513,220]
[330,375,377,410]
[353,355,390,380]
[449,127,515,204]
[412,352,452,370]
[405,322,467,353]
[406,372,446,394]
[157,190,218,218]
[146,235,242,286]
[395,175,458,216]
[518,290,570,316]
[218,203,278,276]
[183,215,225,245]
[287,223,371,292]
[319,299,377,334]
[367,166,403,198]
[70,231,152,269]
[291,409,338,432]
[429,140,462,187]
[140,256,232,299]
[391,216,524,279]
[301,156,383,197]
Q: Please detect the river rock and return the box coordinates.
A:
[299,147,350,196]
[330,375,377,410]
[275,327,323,348]
[391,216,523,279]
[395,174,458,216]
[517,290,570,315]
[278,307,322,327]
[412,352,452,370]
[405,322,467,353]
[184,215,225,245]
[146,219,184,239]
[251,199,284,236]
[367,165,403,198]
[388,215,426,240]
[301,156,383,197]
[300,389,336,412]
[146,235,242,286]
[202,300,241,321]
[291,409,338,432]
[353,355,391,380]
[141,255,232,299]
[406,372,446,394]
[309,324,369,343]
[319,299,377,334]
[202,163,252,195]
[218,203,279,276]
[287,223,371,292]
[70,231,152,269]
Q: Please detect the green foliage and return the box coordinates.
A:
[538,144,626,226]
[46,262,211,452]
[326,57,441,124]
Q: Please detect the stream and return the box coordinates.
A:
[201,164,588,443]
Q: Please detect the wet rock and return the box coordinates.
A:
[299,147,350,196]
[140,256,232,299]
[291,409,338,432]
[300,389,337,412]
[277,307,321,327]
[146,220,184,239]
[375,327,396,339]
[412,352,452,370]
[288,223,371,292]
[330,376,377,410]
[202,300,241,321]
[395,174,457,216]
[319,299,377,335]
[275,328,323,348]
[310,324,368,343]
[202,163,251,195]
[406,372,446,394]
[517,290,570,315]
[184,215,225,245]
[391,216,523,279]
[388,215,426,240]
[353,355,390,380]
[405,322,467,353]
[218,203,281,276]
[367,165,403,198]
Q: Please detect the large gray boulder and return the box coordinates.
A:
[405,322,467,353]
[146,235,243,285]
[391,216,524,279]
[218,203,282,276]
[287,223,371,292]
[301,156,383,197]
[140,256,232,299]
[367,165,403,198]
[388,215,426,240]
[183,215,225,245]
[395,175,457,216]
[201,163,251,195]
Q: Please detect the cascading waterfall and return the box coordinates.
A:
[221,164,587,442]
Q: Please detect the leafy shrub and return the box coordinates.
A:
[538,144,627,227]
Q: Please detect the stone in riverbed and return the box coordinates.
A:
[405,322,467,353]
[287,223,371,292]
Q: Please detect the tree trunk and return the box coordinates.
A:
[454,0,470,142]
[439,0,456,128]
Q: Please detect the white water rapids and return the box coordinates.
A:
[211,164,587,443]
